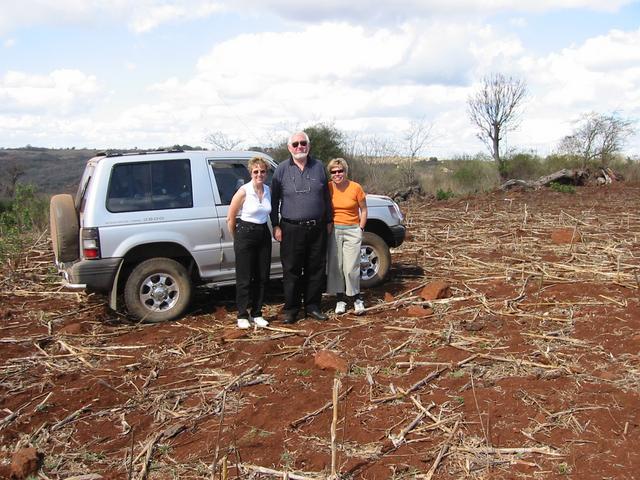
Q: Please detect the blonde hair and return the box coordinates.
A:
[247,156,268,172]
[327,158,349,176]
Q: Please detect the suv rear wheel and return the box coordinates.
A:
[124,258,192,322]
[360,232,391,288]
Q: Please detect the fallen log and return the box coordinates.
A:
[500,168,588,190]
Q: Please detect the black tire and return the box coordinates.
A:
[360,232,391,288]
[124,258,192,322]
[50,194,79,263]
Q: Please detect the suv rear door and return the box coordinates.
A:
[208,159,281,282]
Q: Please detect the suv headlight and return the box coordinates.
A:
[388,204,403,222]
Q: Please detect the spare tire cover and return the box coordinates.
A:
[50,194,80,263]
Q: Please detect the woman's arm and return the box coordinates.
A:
[226,188,246,238]
[358,198,368,230]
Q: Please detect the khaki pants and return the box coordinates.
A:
[327,226,362,296]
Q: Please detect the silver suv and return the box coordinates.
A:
[50,150,406,322]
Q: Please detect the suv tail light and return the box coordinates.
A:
[81,228,101,259]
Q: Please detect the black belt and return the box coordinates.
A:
[282,218,322,226]
[237,219,267,229]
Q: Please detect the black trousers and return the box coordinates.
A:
[280,221,327,314]
[234,220,272,319]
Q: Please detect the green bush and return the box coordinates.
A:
[543,154,584,173]
[501,153,544,180]
[616,158,640,184]
[436,188,454,200]
[0,184,49,262]
[451,160,501,194]
[549,181,576,194]
[350,157,409,194]
[0,184,48,231]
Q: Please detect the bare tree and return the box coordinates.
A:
[404,117,433,160]
[401,118,433,186]
[467,73,527,174]
[558,112,635,168]
[204,131,243,150]
[1,160,25,198]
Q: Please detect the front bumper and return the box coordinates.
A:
[389,224,406,248]
[58,257,122,292]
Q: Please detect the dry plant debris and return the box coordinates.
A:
[1,183,640,479]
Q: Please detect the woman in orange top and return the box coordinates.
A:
[326,158,368,315]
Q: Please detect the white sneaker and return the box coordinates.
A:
[335,301,347,314]
[354,299,365,315]
[237,318,250,329]
[252,316,269,327]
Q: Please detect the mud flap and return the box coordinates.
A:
[109,261,124,311]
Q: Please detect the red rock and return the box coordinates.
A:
[405,306,434,317]
[384,292,395,302]
[314,350,348,373]
[595,370,616,381]
[10,447,41,479]
[59,322,84,335]
[551,228,582,244]
[220,328,248,342]
[213,306,228,321]
[419,281,451,300]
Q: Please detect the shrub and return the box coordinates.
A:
[0,184,49,263]
[0,184,48,232]
[436,189,454,200]
[549,181,576,194]
[501,153,544,180]
[543,154,583,173]
[616,158,640,185]
[350,157,411,195]
[451,160,501,194]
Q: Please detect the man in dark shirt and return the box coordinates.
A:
[270,131,333,323]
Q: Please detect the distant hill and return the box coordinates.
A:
[0,147,101,195]
[0,146,207,195]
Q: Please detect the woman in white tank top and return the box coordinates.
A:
[226,157,272,329]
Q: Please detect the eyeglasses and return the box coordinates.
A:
[291,140,308,148]
[330,169,344,175]
[252,169,266,175]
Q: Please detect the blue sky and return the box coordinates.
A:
[1,0,639,158]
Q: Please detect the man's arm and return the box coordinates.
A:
[270,166,283,241]
[321,166,333,225]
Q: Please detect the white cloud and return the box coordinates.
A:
[0,69,101,114]
[1,3,639,154]
[0,0,635,34]
[511,28,640,151]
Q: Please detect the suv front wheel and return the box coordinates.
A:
[360,232,391,288]
[124,258,192,322]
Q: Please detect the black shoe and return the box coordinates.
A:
[306,309,328,321]
[283,312,297,324]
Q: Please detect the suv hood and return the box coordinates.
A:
[365,194,395,206]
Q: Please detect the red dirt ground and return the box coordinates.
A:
[1,183,639,479]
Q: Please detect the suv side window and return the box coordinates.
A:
[211,162,252,205]
[106,159,193,212]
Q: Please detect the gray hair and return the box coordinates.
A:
[287,131,310,145]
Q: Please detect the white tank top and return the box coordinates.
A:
[240,182,271,224]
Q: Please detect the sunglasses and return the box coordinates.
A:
[291,140,308,148]
[330,169,344,175]
[252,169,266,174]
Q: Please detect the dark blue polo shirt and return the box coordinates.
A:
[270,156,332,226]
